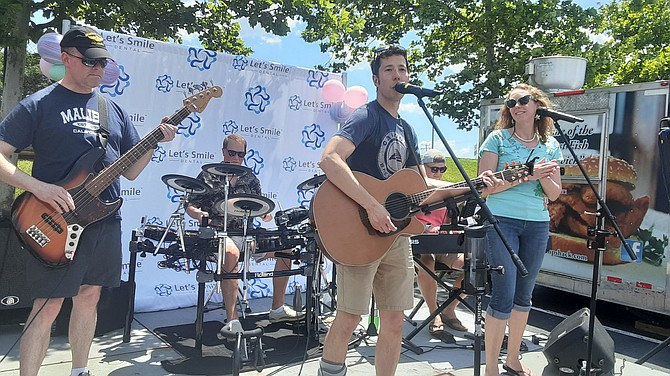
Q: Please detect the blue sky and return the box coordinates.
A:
[180,0,606,159]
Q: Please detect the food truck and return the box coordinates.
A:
[479,57,670,316]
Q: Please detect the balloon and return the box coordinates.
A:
[329,102,351,123]
[344,86,368,109]
[48,64,66,81]
[39,58,53,79]
[322,79,346,103]
[37,33,63,65]
[101,60,120,85]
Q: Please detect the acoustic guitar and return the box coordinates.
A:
[11,86,222,267]
[311,164,531,266]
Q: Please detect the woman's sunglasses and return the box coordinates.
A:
[505,95,535,108]
[64,51,109,68]
[429,166,447,173]
[225,149,246,158]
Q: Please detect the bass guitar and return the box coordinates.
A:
[311,164,531,266]
[11,86,222,267]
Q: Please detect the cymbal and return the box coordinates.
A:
[215,193,275,218]
[297,174,326,190]
[161,174,210,194]
[202,163,252,177]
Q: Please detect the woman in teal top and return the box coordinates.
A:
[478,84,563,376]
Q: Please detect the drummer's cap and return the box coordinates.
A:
[421,149,445,164]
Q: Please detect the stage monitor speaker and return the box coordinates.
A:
[543,307,615,375]
[0,222,31,310]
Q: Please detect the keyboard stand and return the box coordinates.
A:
[402,256,474,354]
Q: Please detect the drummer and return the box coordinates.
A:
[186,133,304,334]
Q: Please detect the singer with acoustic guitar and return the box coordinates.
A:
[0,26,177,376]
[315,44,501,376]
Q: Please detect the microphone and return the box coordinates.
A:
[394,82,443,98]
[536,107,584,123]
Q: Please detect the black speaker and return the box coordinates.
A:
[0,221,31,310]
[543,307,615,375]
[54,281,131,337]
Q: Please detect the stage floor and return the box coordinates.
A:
[0,286,669,375]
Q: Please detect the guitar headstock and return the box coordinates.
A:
[501,163,533,183]
[183,86,223,113]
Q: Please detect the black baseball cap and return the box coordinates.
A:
[60,26,112,60]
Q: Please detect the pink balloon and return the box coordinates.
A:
[344,86,369,109]
[101,60,120,85]
[322,79,346,103]
[37,33,63,65]
[39,58,53,79]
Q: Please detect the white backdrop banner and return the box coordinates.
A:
[96,30,340,312]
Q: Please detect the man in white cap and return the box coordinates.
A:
[415,150,467,341]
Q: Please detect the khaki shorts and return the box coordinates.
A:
[336,236,414,315]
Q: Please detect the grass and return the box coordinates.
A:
[15,159,32,197]
[442,158,478,183]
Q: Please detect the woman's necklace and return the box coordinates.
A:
[514,131,538,143]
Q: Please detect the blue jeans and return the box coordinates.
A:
[485,216,549,320]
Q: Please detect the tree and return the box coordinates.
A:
[0,0,315,219]
[300,0,598,130]
[589,0,670,85]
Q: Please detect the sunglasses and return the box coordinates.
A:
[373,44,407,59]
[429,166,447,173]
[225,149,246,158]
[64,51,109,68]
[505,95,535,108]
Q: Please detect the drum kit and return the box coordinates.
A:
[136,164,329,327]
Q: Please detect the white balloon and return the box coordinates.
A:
[37,33,63,65]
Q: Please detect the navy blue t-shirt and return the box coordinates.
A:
[0,83,140,206]
[336,100,420,180]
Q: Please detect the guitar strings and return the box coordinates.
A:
[381,167,524,213]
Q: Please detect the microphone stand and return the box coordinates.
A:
[411,95,528,376]
[552,119,636,376]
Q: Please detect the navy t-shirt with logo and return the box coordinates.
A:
[336,100,420,180]
[0,83,140,207]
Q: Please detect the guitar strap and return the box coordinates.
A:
[401,119,427,181]
[97,93,110,149]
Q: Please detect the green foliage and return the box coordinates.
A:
[23,54,51,97]
[589,0,670,84]
[0,0,315,55]
[299,0,598,131]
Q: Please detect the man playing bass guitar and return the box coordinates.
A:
[0,26,177,376]
[316,45,501,376]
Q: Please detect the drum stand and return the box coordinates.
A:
[152,190,195,272]
[238,212,254,317]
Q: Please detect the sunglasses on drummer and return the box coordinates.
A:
[225,149,247,158]
[505,95,535,108]
[429,166,447,173]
